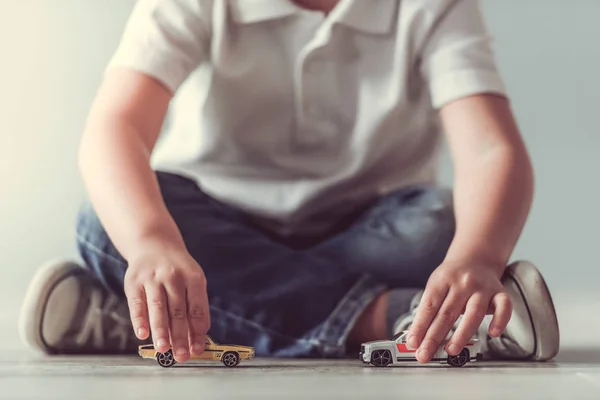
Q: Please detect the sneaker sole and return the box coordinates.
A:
[18,259,84,354]
[505,260,560,361]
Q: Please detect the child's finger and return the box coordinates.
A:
[488,292,512,337]
[445,292,488,355]
[416,290,467,363]
[186,273,209,356]
[163,280,190,363]
[145,283,171,354]
[407,284,449,349]
[125,284,150,340]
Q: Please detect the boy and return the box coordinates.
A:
[19,0,559,364]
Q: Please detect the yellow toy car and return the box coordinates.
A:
[138,336,255,368]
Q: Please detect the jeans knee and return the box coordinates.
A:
[76,201,106,250]
[76,201,127,293]
[384,184,454,236]
[368,184,454,237]
[342,185,455,287]
[385,184,453,215]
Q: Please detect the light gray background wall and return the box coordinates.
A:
[0,0,598,350]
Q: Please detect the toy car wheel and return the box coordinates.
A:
[370,350,392,367]
[156,350,176,368]
[222,351,240,367]
[447,348,470,367]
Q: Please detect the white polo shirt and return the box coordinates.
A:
[107,0,506,236]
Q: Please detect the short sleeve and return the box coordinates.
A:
[419,0,506,108]
[106,0,209,93]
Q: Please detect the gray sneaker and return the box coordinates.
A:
[19,260,143,354]
[487,260,560,361]
[392,260,560,361]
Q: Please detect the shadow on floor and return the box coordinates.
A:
[169,362,560,370]
[554,348,600,365]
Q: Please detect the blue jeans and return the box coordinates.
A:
[76,172,455,358]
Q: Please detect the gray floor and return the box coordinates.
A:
[3,347,600,400]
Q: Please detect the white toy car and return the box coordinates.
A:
[359,330,483,367]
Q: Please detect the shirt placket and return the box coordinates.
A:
[293,23,341,149]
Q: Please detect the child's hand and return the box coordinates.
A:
[123,242,210,364]
[406,260,512,363]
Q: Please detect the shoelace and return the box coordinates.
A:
[75,289,133,351]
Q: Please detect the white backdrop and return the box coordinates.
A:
[1,0,598,350]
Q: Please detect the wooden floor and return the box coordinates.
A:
[3,347,600,400]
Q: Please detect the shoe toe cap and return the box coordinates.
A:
[41,275,83,348]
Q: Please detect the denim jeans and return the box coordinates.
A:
[75,172,455,358]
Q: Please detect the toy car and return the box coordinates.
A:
[138,336,255,368]
[359,330,483,367]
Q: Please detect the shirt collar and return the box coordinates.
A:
[332,0,397,35]
[229,0,397,35]
[228,0,301,24]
